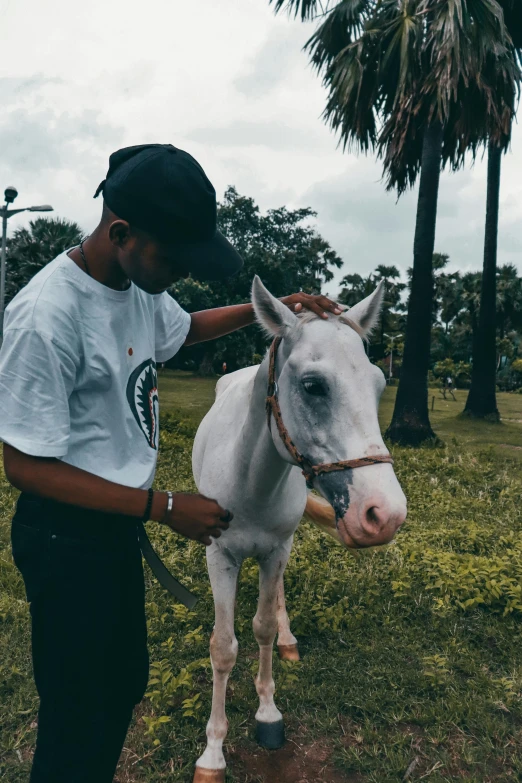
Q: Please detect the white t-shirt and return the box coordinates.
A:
[0,251,191,489]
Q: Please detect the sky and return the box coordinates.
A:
[1,0,521,296]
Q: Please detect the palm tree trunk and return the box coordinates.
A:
[463,142,501,421]
[385,123,443,445]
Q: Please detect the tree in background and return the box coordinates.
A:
[170,187,342,374]
[464,144,503,419]
[338,273,374,308]
[339,264,405,361]
[342,256,522,391]
[464,0,522,416]
[271,0,520,445]
[375,265,406,349]
[5,217,83,305]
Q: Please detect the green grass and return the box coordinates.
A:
[158,369,218,430]
[1,374,522,782]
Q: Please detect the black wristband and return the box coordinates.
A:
[142,487,154,523]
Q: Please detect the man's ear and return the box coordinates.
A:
[252,275,298,338]
[346,281,385,338]
[108,219,132,248]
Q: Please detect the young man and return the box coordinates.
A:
[0,143,341,783]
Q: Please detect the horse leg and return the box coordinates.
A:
[276,577,300,661]
[253,547,290,749]
[193,552,240,783]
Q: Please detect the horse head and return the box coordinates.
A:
[252,275,407,549]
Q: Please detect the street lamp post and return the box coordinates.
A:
[384,332,402,383]
[0,187,53,342]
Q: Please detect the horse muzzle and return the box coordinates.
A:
[315,469,407,549]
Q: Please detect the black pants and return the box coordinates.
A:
[11,493,149,783]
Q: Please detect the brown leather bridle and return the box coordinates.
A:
[265,336,394,488]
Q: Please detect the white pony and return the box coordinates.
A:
[191,277,407,782]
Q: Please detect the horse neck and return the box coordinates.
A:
[235,351,295,496]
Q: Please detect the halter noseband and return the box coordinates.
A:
[265,336,394,489]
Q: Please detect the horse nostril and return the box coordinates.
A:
[365,506,380,526]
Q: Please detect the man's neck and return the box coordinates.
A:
[68,232,131,291]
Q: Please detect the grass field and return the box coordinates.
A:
[1,371,522,782]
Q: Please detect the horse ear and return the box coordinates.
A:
[346,281,385,338]
[252,275,298,338]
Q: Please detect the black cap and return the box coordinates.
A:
[94,143,243,281]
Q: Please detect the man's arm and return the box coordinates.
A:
[184,293,342,346]
[3,444,231,545]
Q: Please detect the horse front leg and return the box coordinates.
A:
[276,577,300,661]
[253,544,292,750]
[193,549,240,783]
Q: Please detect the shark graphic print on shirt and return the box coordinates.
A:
[126,359,159,450]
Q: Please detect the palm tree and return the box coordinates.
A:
[5,217,83,305]
[374,265,405,334]
[496,263,522,338]
[271,0,520,444]
[463,143,503,419]
[464,2,522,419]
[436,271,463,336]
[338,272,375,307]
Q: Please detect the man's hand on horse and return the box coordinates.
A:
[163,493,233,546]
[281,293,343,320]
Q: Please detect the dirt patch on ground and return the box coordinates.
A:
[229,738,362,783]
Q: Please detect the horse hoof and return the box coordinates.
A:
[255,719,285,749]
[193,766,226,783]
[278,643,300,661]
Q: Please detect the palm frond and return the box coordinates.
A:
[269,0,327,21]
[306,0,375,70]
[499,0,522,49]
[274,0,521,194]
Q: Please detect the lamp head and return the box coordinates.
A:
[4,186,18,204]
[28,205,54,212]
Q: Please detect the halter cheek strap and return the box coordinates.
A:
[265,336,394,489]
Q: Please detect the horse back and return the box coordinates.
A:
[192,366,259,489]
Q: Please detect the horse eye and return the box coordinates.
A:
[302,380,326,396]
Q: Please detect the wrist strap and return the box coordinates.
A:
[142,487,154,523]
[162,491,174,523]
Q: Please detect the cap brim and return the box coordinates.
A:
[173,230,243,281]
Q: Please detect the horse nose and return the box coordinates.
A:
[363,504,387,532]
[359,500,406,544]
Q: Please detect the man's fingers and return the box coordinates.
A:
[283,294,342,318]
[199,495,233,524]
[310,301,330,319]
[212,500,229,519]
[201,535,212,546]
[318,296,342,314]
